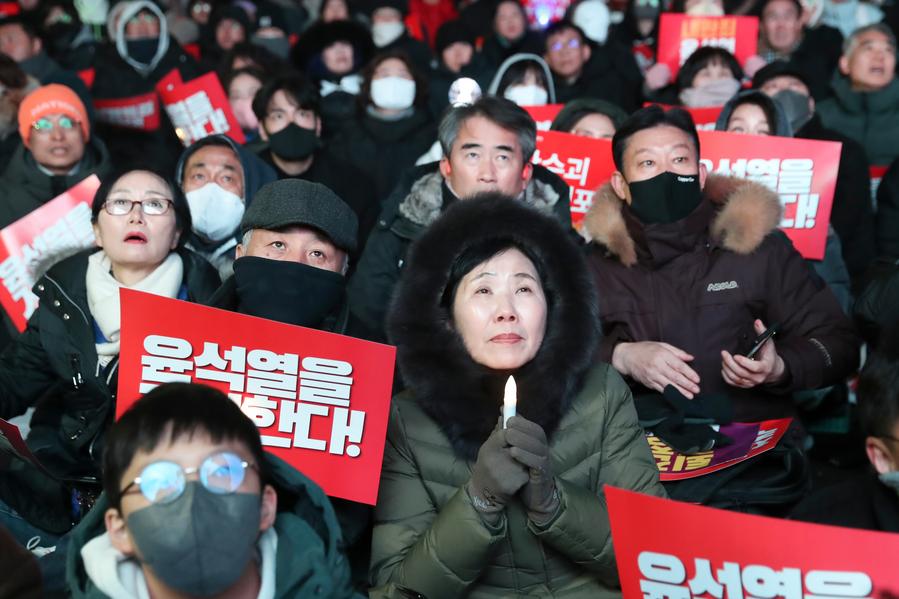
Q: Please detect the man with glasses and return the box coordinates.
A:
[65,382,356,597]
[543,20,639,109]
[0,83,111,228]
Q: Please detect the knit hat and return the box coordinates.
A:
[18,83,90,147]
[241,179,358,252]
[435,19,474,57]
[751,60,812,92]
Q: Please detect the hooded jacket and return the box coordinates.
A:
[0,248,220,534]
[372,196,664,598]
[487,53,557,103]
[0,136,113,229]
[347,161,572,339]
[174,135,278,278]
[65,454,358,598]
[585,175,860,421]
[817,74,899,167]
[714,90,794,136]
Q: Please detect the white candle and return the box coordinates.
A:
[502,375,517,428]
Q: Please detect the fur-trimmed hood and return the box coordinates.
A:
[397,169,563,228]
[583,174,783,266]
[387,195,599,460]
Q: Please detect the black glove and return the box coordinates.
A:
[468,418,528,518]
[506,415,559,524]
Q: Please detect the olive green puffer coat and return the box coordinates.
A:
[370,363,666,599]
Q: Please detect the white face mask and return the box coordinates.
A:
[372,21,405,47]
[503,84,548,106]
[573,0,610,44]
[185,183,245,242]
[370,76,417,110]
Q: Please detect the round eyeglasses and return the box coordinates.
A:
[32,116,78,134]
[121,451,258,504]
[103,198,173,216]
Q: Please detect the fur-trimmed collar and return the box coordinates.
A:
[389,195,599,460]
[583,175,783,266]
[398,170,562,228]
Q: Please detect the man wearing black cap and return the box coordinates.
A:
[428,19,489,119]
[754,61,875,293]
[208,178,354,326]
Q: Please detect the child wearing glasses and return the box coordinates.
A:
[66,382,357,598]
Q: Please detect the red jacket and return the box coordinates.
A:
[585,175,860,421]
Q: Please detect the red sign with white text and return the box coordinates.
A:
[94,92,161,131]
[657,14,759,77]
[534,129,840,259]
[158,71,246,146]
[117,290,396,505]
[607,486,899,599]
[699,130,840,261]
[532,130,616,226]
[0,176,100,331]
[524,104,565,131]
[648,418,791,481]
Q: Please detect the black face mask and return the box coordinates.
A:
[267,123,321,162]
[45,23,80,55]
[233,256,346,328]
[126,38,160,64]
[625,171,702,224]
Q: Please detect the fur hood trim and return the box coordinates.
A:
[398,171,561,228]
[583,175,783,266]
[388,195,599,460]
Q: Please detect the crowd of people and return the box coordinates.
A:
[0,0,897,594]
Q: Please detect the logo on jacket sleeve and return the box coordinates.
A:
[707,280,739,292]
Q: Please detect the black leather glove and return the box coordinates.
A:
[506,415,559,524]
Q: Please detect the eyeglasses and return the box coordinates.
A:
[121,451,258,504]
[103,198,173,216]
[550,38,582,52]
[32,116,78,134]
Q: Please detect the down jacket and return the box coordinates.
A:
[585,175,860,422]
[372,196,665,598]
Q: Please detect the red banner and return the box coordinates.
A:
[651,103,724,130]
[648,418,791,481]
[533,129,840,259]
[657,14,759,77]
[532,130,616,225]
[607,486,899,598]
[94,92,161,131]
[158,71,246,146]
[117,289,396,505]
[699,130,840,261]
[0,176,100,332]
[0,2,20,16]
[524,104,565,132]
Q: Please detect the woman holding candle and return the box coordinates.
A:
[371,195,665,598]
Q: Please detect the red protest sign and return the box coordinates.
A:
[532,129,616,226]
[650,103,723,130]
[117,290,396,505]
[648,418,791,481]
[155,68,184,96]
[699,130,840,260]
[0,176,100,332]
[94,92,161,131]
[607,486,899,598]
[657,14,759,77]
[524,104,565,131]
[0,2,20,16]
[158,71,246,146]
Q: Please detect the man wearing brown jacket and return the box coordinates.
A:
[585,105,859,423]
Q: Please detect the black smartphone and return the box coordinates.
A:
[745,323,779,360]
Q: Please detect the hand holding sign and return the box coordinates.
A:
[721,319,786,388]
[613,341,702,399]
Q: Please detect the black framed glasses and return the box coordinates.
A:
[121,451,258,504]
[103,198,173,216]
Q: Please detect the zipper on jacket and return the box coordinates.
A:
[70,355,84,389]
